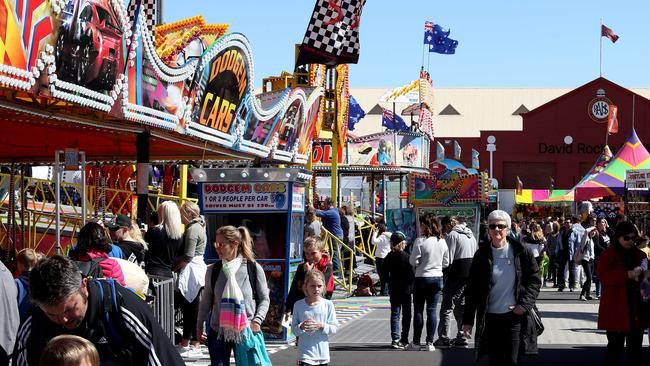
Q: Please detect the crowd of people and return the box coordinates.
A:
[373,209,649,365]
[1,196,650,366]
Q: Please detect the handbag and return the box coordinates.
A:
[530,305,544,336]
[234,327,272,366]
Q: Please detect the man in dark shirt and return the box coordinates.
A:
[316,197,344,271]
[13,256,184,366]
[556,218,576,291]
[107,214,146,266]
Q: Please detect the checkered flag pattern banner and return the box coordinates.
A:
[296,0,366,66]
[128,0,160,31]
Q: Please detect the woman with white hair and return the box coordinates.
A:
[144,201,184,278]
[461,210,541,365]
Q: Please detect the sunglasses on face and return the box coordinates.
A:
[488,224,508,230]
[622,235,637,242]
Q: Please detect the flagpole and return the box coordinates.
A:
[600,17,603,77]
[632,94,636,129]
[422,31,427,69]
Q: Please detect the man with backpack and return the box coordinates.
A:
[12,255,184,366]
[1,260,19,366]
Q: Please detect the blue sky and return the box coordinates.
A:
[164,1,650,88]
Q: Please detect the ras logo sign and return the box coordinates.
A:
[587,97,613,123]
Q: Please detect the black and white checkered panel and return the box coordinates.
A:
[127,0,160,32]
[303,0,364,57]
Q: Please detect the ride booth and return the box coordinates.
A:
[192,167,311,341]
[409,160,489,239]
[625,169,650,231]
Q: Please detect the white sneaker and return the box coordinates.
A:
[180,346,203,358]
[404,343,421,351]
[425,342,436,352]
[176,344,190,354]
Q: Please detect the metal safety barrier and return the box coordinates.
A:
[353,214,377,263]
[0,173,197,255]
[322,229,355,293]
[148,276,175,342]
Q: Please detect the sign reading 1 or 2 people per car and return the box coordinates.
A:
[201,182,288,212]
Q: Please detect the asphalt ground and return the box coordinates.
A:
[268,287,650,366]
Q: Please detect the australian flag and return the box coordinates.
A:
[382,109,409,132]
[347,95,365,131]
[424,21,450,46]
[424,20,458,54]
[430,37,458,54]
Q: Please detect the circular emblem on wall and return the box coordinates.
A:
[587,97,613,123]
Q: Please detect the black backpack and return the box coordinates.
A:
[73,257,107,279]
[210,260,261,306]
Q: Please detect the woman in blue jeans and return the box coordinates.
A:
[407,214,450,351]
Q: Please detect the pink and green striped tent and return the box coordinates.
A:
[575,128,650,201]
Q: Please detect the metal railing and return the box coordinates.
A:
[353,214,377,263]
[321,228,355,293]
[0,173,197,254]
[148,276,175,342]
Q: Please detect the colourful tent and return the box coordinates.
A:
[533,145,613,205]
[516,189,571,204]
[575,128,650,201]
[533,190,574,206]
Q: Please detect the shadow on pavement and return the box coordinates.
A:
[539,310,599,322]
[270,344,650,366]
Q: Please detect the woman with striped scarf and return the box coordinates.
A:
[197,226,270,365]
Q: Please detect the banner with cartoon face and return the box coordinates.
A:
[348,135,396,166]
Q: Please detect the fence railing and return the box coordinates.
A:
[0,173,197,254]
[321,228,355,293]
[353,214,377,263]
[148,276,175,342]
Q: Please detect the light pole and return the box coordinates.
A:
[486,135,496,182]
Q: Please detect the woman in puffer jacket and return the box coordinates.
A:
[72,222,126,286]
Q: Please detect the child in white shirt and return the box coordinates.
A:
[291,270,339,365]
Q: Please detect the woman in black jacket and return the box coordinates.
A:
[462,210,541,365]
[593,217,614,299]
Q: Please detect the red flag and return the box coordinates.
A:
[601,24,619,43]
[516,176,523,195]
[607,105,619,135]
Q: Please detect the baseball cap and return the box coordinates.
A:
[106,214,133,230]
[390,231,406,246]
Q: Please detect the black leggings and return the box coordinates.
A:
[176,288,203,342]
[605,329,644,365]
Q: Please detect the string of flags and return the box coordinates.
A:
[424,21,458,54]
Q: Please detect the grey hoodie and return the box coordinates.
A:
[445,224,478,279]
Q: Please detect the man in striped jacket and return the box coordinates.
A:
[12,255,184,366]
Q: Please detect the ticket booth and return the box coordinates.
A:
[625,169,650,232]
[192,167,311,341]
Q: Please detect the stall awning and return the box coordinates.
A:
[515,189,571,205]
[0,99,254,164]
